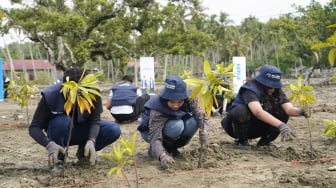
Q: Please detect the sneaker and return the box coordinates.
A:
[328,165,336,171]
[234,139,250,149]
[257,136,282,148]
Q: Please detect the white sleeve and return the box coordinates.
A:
[137,89,142,96]
[109,90,113,98]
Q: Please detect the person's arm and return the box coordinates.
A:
[248,101,283,128]
[148,110,168,160]
[282,102,304,117]
[88,96,103,142]
[189,97,209,131]
[29,96,52,147]
[105,90,113,110]
[279,90,304,117]
[242,90,283,128]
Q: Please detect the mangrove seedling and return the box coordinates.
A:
[285,75,316,157]
[100,132,140,188]
[7,72,38,125]
[60,70,102,169]
[183,60,234,117]
[183,60,234,167]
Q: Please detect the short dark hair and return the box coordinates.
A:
[122,75,133,83]
[63,67,87,83]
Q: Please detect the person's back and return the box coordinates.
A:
[106,75,149,123]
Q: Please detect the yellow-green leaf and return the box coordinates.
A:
[311,42,331,50]
[328,48,335,67]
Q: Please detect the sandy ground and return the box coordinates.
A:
[1,82,336,188]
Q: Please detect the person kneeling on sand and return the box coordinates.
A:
[137,76,209,169]
[221,65,310,148]
[29,67,121,170]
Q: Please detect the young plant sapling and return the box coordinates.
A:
[100,132,140,188]
[311,23,336,151]
[184,60,234,167]
[60,70,102,173]
[285,75,316,157]
[7,72,38,125]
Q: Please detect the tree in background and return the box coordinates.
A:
[0,0,335,79]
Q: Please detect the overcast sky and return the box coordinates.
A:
[202,0,330,24]
[0,0,331,47]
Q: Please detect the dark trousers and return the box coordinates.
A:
[112,94,150,123]
[221,104,289,142]
[47,115,121,151]
[112,113,138,123]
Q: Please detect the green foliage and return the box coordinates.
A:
[323,119,336,138]
[332,74,336,82]
[311,24,336,140]
[7,73,39,109]
[1,0,335,77]
[31,71,54,85]
[7,72,39,124]
[183,60,234,117]
[285,74,316,157]
[100,132,139,187]
[311,24,336,67]
[181,70,192,79]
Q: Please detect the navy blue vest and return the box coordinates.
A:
[229,82,263,112]
[42,83,90,123]
[42,83,66,114]
[137,96,192,132]
[110,84,138,107]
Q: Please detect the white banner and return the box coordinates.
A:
[140,57,155,94]
[232,57,246,94]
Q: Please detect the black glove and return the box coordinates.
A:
[84,140,96,165]
[199,131,208,145]
[300,108,311,118]
[46,141,66,168]
[278,123,296,141]
[159,153,175,169]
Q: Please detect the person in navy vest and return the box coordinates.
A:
[29,67,121,169]
[137,76,209,169]
[106,75,150,123]
[221,65,310,148]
